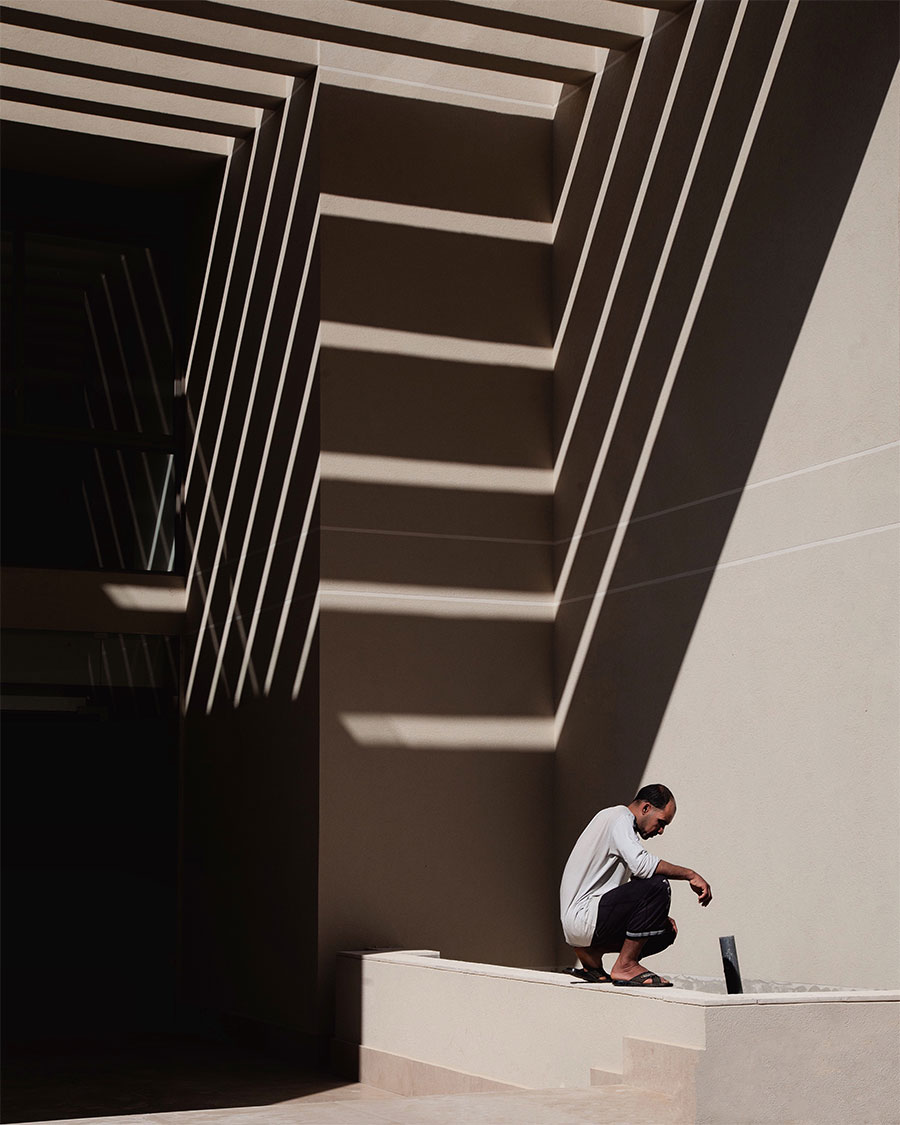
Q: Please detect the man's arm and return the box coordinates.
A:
[655,859,712,906]
[610,814,660,879]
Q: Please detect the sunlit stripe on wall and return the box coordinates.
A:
[320,193,551,243]
[102,583,186,613]
[187,86,314,705]
[182,515,252,708]
[196,78,322,710]
[320,321,554,370]
[550,28,654,358]
[209,341,316,706]
[185,96,296,596]
[320,580,555,620]
[0,99,232,155]
[551,70,601,237]
[553,0,705,488]
[208,217,321,709]
[182,146,233,394]
[319,62,561,118]
[340,713,555,751]
[556,0,801,741]
[262,461,321,700]
[320,452,553,494]
[320,439,897,559]
[184,397,228,556]
[184,127,262,489]
[554,0,745,602]
[236,337,321,705]
[290,590,320,701]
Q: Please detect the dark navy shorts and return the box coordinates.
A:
[591,874,676,955]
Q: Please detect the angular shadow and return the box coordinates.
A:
[555,0,898,850]
[320,215,551,345]
[0,1034,359,1123]
[321,348,551,468]
[554,0,787,593]
[320,85,551,220]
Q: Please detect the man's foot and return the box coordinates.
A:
[610,958,671,986]
[572,947,609,974]
[612,970,673,987]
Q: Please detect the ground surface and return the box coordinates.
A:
[2,1035,675,1125]
[14,1085,677,1125]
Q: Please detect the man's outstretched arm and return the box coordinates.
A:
[655,860,712,906]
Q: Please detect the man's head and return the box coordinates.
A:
[629,783,676,839]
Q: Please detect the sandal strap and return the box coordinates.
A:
[564,966,611,983]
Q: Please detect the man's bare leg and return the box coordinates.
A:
[572,944,618,972]
[610,937,670,984]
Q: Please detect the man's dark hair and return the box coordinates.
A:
[634,783,675,809]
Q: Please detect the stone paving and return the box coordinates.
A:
[19,1083,677,1125]
[4,1036,677,1125]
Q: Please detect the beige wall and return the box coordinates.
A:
[10,0,895,1045]
[553,3,899,991]
[636,70,900,990]
[174,0,899,1032]
[316,85,558,1025]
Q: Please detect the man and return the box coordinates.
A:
[559,784,712,987]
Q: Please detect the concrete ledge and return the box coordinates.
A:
[335,950,900,1123]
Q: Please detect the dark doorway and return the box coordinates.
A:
[0,126,224,1121]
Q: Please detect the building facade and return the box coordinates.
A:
[1,0,898,1058]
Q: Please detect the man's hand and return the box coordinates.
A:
[668,916,678,937]
[655,860,713,905]
[690,874,712,906]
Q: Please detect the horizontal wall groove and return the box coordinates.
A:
[555,439,900,549]
[321,525,549,547]
[314,439,898,555]
[558,521,900,606]
[191,518,899,630]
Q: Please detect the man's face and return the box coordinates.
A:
[635,800,676,839]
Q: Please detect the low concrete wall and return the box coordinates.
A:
[334,951,900,1123]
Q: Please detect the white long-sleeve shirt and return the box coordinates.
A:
[559,805,660,946]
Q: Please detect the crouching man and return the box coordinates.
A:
[559,784,712,987]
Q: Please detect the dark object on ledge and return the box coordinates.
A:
[719,935,743,994]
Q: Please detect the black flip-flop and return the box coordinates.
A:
[563,966,612,984]
[612,971,673,987]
